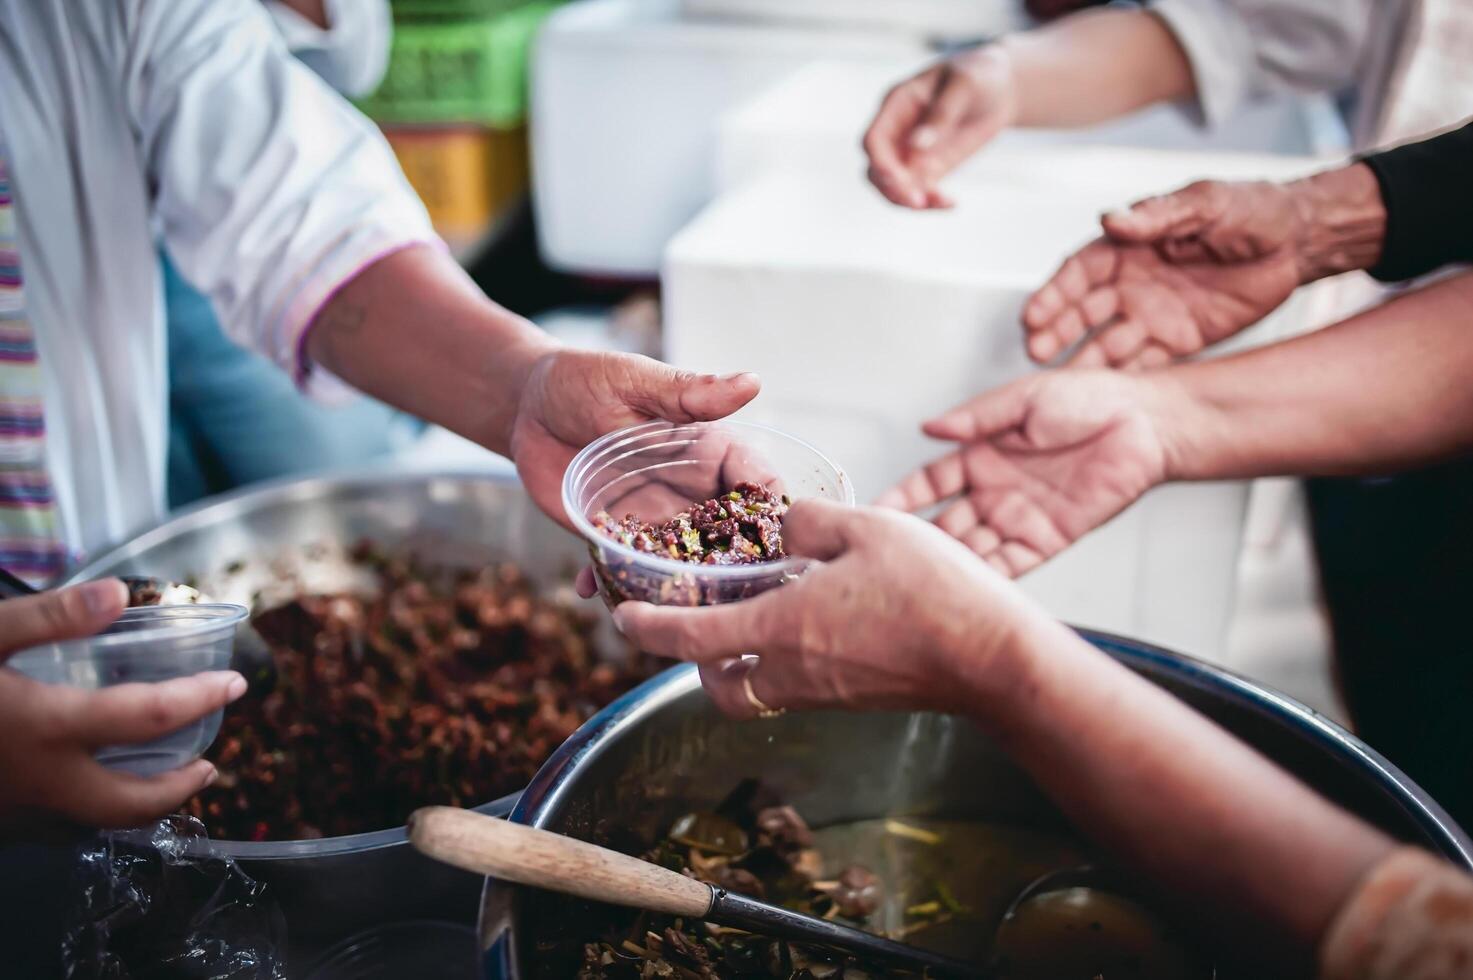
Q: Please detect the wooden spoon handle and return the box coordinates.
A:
[408,806,714,918]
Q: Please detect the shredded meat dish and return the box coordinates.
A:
[593,482,789,566]
[184,544,658,841]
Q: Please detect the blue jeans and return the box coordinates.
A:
[163,253,423,508]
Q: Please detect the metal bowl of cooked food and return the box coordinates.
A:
[65,467,666,951]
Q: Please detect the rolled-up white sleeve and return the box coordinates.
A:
[1147,0,1377,128]
[122,0,438,399]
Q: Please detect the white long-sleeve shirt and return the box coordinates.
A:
[0,0,436,564]
[1150,0,1473,150]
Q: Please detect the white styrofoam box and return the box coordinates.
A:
[680,0,1030,41]
[662,159,1351,660]
[717,60,1349,194]
[531,0,925,277]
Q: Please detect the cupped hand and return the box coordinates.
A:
[612,500,1046,719]
[1023,180,1305,368]
[875,370,1169,575]
[0,581,246,835]
[509,348,761,525]
[863,46,1017,210]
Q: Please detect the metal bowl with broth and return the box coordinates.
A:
[481,647,1472,979]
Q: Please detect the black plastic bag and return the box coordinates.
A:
[61,815,285,980]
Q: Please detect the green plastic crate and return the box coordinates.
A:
[356,1,561,127]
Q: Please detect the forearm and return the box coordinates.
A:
[954,610,1393,967]
[304,244,558,455]
[1156,270,1473,480]
[1000,9,1195,127]
[1288,121,1473,286]
[1288,162,1387,283]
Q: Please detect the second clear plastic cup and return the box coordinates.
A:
[8,603,249,776]
[563,420,854,607]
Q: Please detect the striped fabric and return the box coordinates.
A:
[0,157,64,586]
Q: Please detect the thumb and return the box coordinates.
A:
[920,380,1032,443]
[0,580,129,659]
[908,70,981,161]
[1102,181,1223,244]
[623,358,761,423]
[780,499,868,563]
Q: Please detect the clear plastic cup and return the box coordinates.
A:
[563,420,854,607]
[8,603,250,776]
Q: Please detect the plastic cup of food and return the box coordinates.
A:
[563,420,854,607]
[8,603,250,776]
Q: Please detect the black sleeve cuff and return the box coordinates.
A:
[1362,119,1473,283]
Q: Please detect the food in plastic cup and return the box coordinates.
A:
[8,604,250,776]
[563,420,854,607]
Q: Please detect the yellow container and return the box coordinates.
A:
[382,125,528,254]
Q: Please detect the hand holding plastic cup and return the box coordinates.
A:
[9,603,249,776]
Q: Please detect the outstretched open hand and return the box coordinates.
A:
[1023,180,1306,368]
[876,370,1169,575]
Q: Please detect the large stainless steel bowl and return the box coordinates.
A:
[67,467,606,949]
[481,643,1473,978]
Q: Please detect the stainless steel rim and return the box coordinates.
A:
[68,463,520,583]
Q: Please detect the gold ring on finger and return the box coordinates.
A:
[742,671,785,719]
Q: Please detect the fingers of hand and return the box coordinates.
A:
[698,658,766,720]
[781,499,871,562]
[0,580,128,659]
[867,163,927,209]
[613,598,778,664]
[673,370,762,423]
[1127,344,1174,370]
[1103,181,1222,242]
[609,353,759,425]
[1159,237,1215,264]
[575,566,598,599]
[60,671,246,747]
[863,79,933,209]
[935,496,986,540]
[994,541,1047,577]
[716,438,786,497]
[920,377,1035,444]
[1065,316,1149,369]
[50,758,218,830]
[876,451,966,513]
[1022,242,1122,362]
[923,187,955,209]
[907,69,975,160]
[699,656,805,721]
[983,491,1071,559]
[936,490,1066,577]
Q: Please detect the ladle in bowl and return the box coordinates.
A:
[409,805,989,979]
